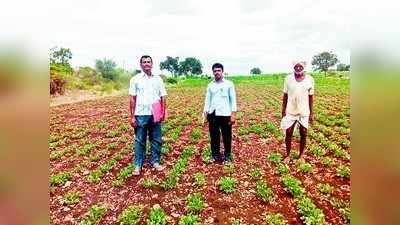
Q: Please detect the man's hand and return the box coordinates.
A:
[130,117,137,128]
[160,111,166,122]
[160,96,167,123]
[202,112,208,125]
[309,113,314,125]
[229,113,236,125]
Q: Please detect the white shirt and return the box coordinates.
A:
[283,74,314,117]
[204,78,237,116]
[129,73,167,116]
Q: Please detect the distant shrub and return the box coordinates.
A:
[50,64,69,95]
[166,77,178,84]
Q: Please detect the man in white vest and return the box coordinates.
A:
[281,61,314,163]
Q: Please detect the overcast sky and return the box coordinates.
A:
[2,0,399,75]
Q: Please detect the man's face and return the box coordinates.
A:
[213,67,223,81]
[294,63,304,74]
[140,57,153,73]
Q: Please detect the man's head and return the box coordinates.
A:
[140,55,153,75]
[292,61,306,76]
[212,63,224,81]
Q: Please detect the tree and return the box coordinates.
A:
[311,51,339,75]
[49,46,73,95]
[178,57,202,76]
[337,63,350,71]
[95,58,118,81]
[250,67,262,75]
[50,46,73,73]
[160,56,180,77]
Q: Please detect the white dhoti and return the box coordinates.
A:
[280,114,309,130]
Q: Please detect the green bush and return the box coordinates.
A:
[223,163,235,174]
[117,205,144,225]
[336,165,350,178]
[178,214,200,225]
[321,157,334,167]
[298,161,313,174]
[62,191,81,205]
[297,197,326,225]
[166,77,178,84]
[249,168,263,180]
[318,183,334,195]
[256,180,274,203]
[50,171,72,186]
[201,147,212,164]
[267,152,282,164]
[79,204,107,225]
[309,145,325,157]
[186,193,205,213]
[146,205,167,225]
[189,128,201,142]
[275,163,289,175]
[50,64,69,95]
[218,176,237,194]
[265,213,288,225]
[141,178,157,188]
[100,82,115,94]
[193,172,206,187]
[281,175,305,198]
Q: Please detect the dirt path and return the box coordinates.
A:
[50,90,126,107]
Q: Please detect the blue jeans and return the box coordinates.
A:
[134,115,162,168]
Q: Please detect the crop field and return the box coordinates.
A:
[50,75,350,225]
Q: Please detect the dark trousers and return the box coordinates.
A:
[207,112,232,161]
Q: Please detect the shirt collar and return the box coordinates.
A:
[142,72,154,78]
[213,77,225,83]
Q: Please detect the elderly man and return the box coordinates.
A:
[281,61,314,163]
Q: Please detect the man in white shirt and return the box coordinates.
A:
[203,63,237,164]
[129,55,167,175]
[281,61,314,163]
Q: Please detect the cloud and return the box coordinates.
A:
[144,0,202,16]
[238,0,271,13]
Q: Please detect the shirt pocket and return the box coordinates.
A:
[152,83,161,97]
[137,82,146,92]
[219,87,229,97]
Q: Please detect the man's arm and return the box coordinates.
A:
[282,93,288,117]
[203,86,211,115]
[282,77,288,118]
[229,84,237,124]
[129,95,137,127]
[159,77,168,122]
[160,96,167,121]
[308,77,315,124]
[309,95,314,124]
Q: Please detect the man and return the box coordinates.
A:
[129,55,167,176]
[203,63,237,164]
[281,61,314,163]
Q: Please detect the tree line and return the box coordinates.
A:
[49,47,350,95]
